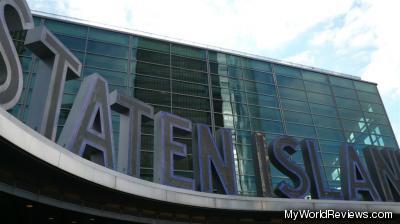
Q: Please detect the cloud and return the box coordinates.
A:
[285,50,315,66]
[27,0,353,54]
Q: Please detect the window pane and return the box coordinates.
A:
[242,70,274,84]
[134,89,170,106]
[364,113,389,125]
[335,97,360,109]
[274,64,301,78]
[172,95,209,111]
[55,34,86,51]
[329,76,353,88]
[246,60,271,72]
[281,99,309,113]
[209,63,228,75]
[249,106,281,120]
[133,61,169,79]
[45,20,87,37]
[246,93,278,107]
[341,119,368,132]
[317,127,344,141]
[172,81,208,97]
[88,27,129,45]
[368,123,395,137]
[135,48,170,65]
[302,70,328,83]
[245,81,276,95]
[304,81,331,95]
[86,54,128,72]
[338,108,365,121]
[276,75,304,90]
[332,86,356,99]
[134,75,170,92]
[354,81,378,93]
[171,44,205,59]
[84,67,126,86]
[279,87,306,101]
[284,111,313,125]
[370,135,398,148]
[357,91,381,104]
[136,37,169,52]
[313,115,341,129]
[308,92,334,106]
[252,119,283,133]
[228,66,243,78]
[227,55,242,67]
[171,67,207,84]
[319,140,341,153]
[171,55,207,71]
[173,108,211,124]
[360,102,385,114]
[286,123,316,138]
[87,40,129,58]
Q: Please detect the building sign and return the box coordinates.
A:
[1,0,400,203]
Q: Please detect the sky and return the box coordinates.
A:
[26,0,400,145]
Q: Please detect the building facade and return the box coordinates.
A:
[1,5,400,223]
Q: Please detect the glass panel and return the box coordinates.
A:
[172,95,209,111]
[338,108,365,121]
[135,48,170,65]
[307,92,334,106]
[246,93,278,107]
[284,110,313,125]
[304,81,331,94]
[354,81,378,93]
[341,119,368,132]
[345,131,372,145]
[278,87,306,101]
[171,44,205,59]
[281,99,309,113]
[364,113,389,125]
[134,75,170,92]
[134,89,170,106]
[302,70,328,83]
[85,54,128,72]
[171,55,207,71]
[88,27,129,45]
[317,127,344,141]
[360,102,385,114]
[87,40,129,58]
[242,70,274,84]
[310,103,337,117]
[329,76,353,88]
[45,20,87,37]
[332,86,356,99]
[276,75,304,90]
[137,37,169,52]
[357,91,381,104]
[134,61,169,79]
[228,66,243,78]
[319,140,341,153]
[368,123,395,136]
[214,113,234,128]
[172,81,208,97]
[173,108,211,124]
[208,51,227,64]
[245,81,276,95]
[274,64,301,78]
[286,123,316,138]
[171,67,207,84]
[246,60,271,72]
[252,119,283,133]
[55,34,86,51]
[248,106,281,120]
[209,63,228,75]
[226,55,242,67]
[370,135,398,148]
[335,97,360,109]
[313,115,341,129]
[84,67,126,86]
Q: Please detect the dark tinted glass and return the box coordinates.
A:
[284,111,313,125]
[281,99,309,113]
[135,49,170,65]
[87,40,129,58]
[88,27,129,45]
[276,75,304,90]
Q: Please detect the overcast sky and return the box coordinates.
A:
[26,0,400,145]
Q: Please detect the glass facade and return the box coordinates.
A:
[9,16,399,197]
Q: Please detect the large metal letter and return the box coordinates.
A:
[109,90,153,177]
[252,133,273,197]
[58,74,115,169]
[268,136,310,198]
[0,0,33,109]
[340,144,381,201]
[364,147,400,201]
[192,124,237,195]
[25,26,82,140]
[153,112,194,190]
[301,139,342,199]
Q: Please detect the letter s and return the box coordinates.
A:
[0,0,33,109]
